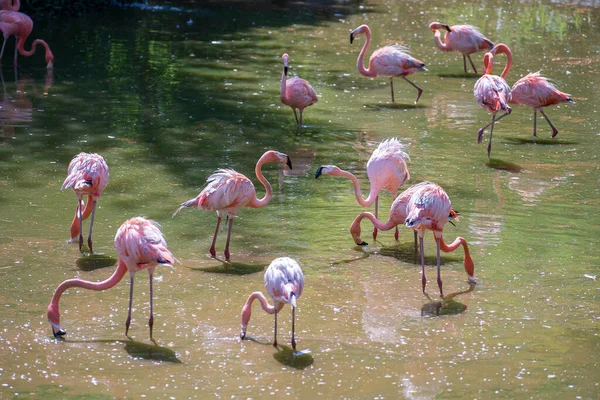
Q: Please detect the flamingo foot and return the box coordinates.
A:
[477,128,485,144]
[394,227,399,241]
[148,315,154,339]
[292,338,297,351]
[224,248,231,262]
[209,246,216,258]
[437,278,444,298]
[78,235,84,253]
[88,237,94,254]
[125,316,131,337]
[273,339,278,348]
[551,128,559,138]
[422,276,427,293]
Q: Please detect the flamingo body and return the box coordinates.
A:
[0,10,54,68]
[240,257,304,350]
[280,53,317,131]
[429,22,494,73]
[174,150,292,261]
[47,217,175,338]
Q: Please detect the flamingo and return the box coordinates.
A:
[404,182,475,297]
[473,43,512,157]
[240,257,304,350]
[61,152,109,254]
[0,0,19,11]
[428,22,494,74]
[280,53,318,132]
[315,138,410,241]
[350,24,427,103]
[173,150,292,262]
[0,10,54,69]
[47,217,175,339]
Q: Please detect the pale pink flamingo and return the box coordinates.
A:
[61,152,109,254]
[0,0,19,11]
[404,182,475,297]
[473,43,512,157]
[0,10,54,68]
[47,217,175,339]
[315,138,410,240]
[240,257,304,350]
[429,22,494,74]
[280,53,318,132]
[350,24,427,103]
[173,150,292,262]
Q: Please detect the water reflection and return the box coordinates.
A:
[75,253,117,272]
[272,345,314,369]
[420,284,473,317]
[123,339,182,363]
[193,261,267,275]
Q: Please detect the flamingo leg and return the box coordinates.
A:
[539,109,559,138]
[477,111,510,142]
[126,274,134,337]
[389,77,395,103]
[298,109,303,133]
[291,305,296,350]
[533,109,538,137]
[87,200,97,254]
[462,54,468,74]
[414,231,418,253]
[209,215,222,258]
[419,232,426,293]
[0,36,7,64]
[467,54,478,74]
[12,37,17,67]
[292,108,299,128]
[148,271,154,339]
[273,307,278,348]
[372,196,379,240]
[487,114,496,158]
[78,199,84,253]
[223,217,234,262]
[436,235,444,298]
[402,76,423,104]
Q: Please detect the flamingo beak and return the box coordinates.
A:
[51,323,66,338]
[286,156,292,169]
[350,32,354,44]
[445,25,451,31]
[46,60,54,69]
[315,166,324,179]
[284,66,288,76]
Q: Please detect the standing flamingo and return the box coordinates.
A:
[350,24,427,103]
[0,0,19,11]
[0,10,54,68]
[473,43,512,157]
[280,53,318,132]
[47,217,175,339]
[315,138,410,240]
[428,22,494,74]
[404,182,475,297]
[61,152,109,254]
[240,257,304,350]
[173,150,292,262]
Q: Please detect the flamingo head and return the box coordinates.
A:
[349,219,368,246]
[465,254,475,283]
[482,52,494,75]
[47,303,66,338]
[283,285,298,308]
[45,49,55,70]
[314,165,341,179]
[350,24,370,44]
[428,22,451,32]
[281,53,289,76]
[263,150,292,169]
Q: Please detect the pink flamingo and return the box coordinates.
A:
[61,152,109,254]
[404,182,475,297]
[0,10,54,69]
[240,257,304,350]
[473,43,512,157]
[428,22,494,74]
[315,138,410,240]
[0,0,19,11]
[173,150,292,262]
[350,24,427,103]
[280,53,318,132]
[47,217,175,339]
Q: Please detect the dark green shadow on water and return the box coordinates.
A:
[192,261,266,275]
[486,158,522,173]
[242,337,314,369]
[437,73,481,79]
[49,338,181,363]
[76,254,117,272]
[504,137,579,146]
[421,283,475,317]
[364,103,428,110]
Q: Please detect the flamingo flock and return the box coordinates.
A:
[39,17,574,353]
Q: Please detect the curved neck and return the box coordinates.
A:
[483,53,494,75]
[440,236,474,279]
[350,211,397,245]
[357,28,376,77]
[17,38,51,58]
[433,30,451,51]
[335,169,377,207]
[248,153,274,208]
[241,291,285,331]
[492,44,512,79]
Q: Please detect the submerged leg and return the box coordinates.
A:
[539,109,559,138]
[487,114,496,158]
[419,233,426,293]
[87,200,98,254]
[533,109,537,137]
[78,199,84,253]
[148,271,154,339]
[223,217,234,262]
[401,76,423,104]
[467,54,478,74]
[126,274,134,337]
[291,305,297,350]
[436,235,444,298]
[414,231,418,253]
[209,216,222,258]
[273,308,278,348]
[299,109,304,133]
[0,37,7,64]
[372,196,379,240]
[292,108,299,128]
[389,77,395,103]
[477,111,510,142]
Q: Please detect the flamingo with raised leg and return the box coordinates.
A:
[473,43,512,157]
[173,150,292,262]
[316,138,410,241]
[280,53,318,132]
[428,22,494,74]
[47,217,175,339]
[61,152,109,254]
[0,10,54,68]
[404,182,475,297]
[240,257,304,350]
[350,24,427,103]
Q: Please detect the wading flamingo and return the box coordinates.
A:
[404,182,475,297]
[47,217,175,339]
[240,257,304,350]
[428,22,494,74]
[473,43,512,157]
[0,0,19,11]
[0,10,54,68]
[280,53,318,132]
[315,138,410,241]
[61,152,109,254]
[173,150,292,262]
[350,24,427,103]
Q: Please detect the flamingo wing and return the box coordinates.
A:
[264,257,304,304]
[197,169,255,216]
[510,72,571,109]
[448,25,494,54]
[404,182,451,232]
[370,45,422,77]
[114,217,174,269]
[285,77,318,108]
[61,153,109,197]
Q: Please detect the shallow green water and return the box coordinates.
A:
[1,0,599,398]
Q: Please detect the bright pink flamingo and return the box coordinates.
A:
[473,43,512,157]
[350,24,427,103]
[508,72,573,138]
[240,257,304,350]
[0,10,54,68]
[429,22,494,74]
[61,152,109,254]
[316,138,410,241]
[47,217,175,339]
[280,53,318,132]
[0,0,19,11]
[404,182,475,297]
[173,150,292,262]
